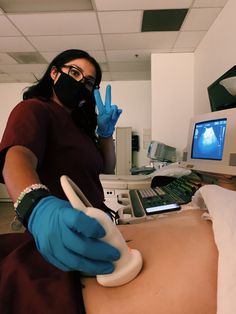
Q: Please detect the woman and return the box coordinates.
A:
[0,49,122,275]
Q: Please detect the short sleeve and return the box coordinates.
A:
[0,99,50,182]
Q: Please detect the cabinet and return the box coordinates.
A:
[115,127,132,175]
[0,183,10,201]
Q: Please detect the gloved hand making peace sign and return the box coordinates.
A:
[94,85,122,138]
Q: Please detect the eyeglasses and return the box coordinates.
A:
[61,64,97,91]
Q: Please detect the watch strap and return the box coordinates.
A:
[15,189,51,228]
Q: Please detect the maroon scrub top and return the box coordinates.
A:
[0,98,106,209]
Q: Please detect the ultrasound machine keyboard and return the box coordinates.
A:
[129,175,201,217]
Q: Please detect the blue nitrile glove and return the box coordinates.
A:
[94,84,122,138]
[28,196,120,274]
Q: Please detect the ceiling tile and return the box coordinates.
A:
[95,0,192,11]
[174,31,206,48]
[0,53,18,64]
[100,62,109,71]
[0,63,47,74]
[106,49,173,62]
[27,34,104,51]
[106,50,150,62]
[41,50,107,64]
[108,61,150,72]
[171,47,195,52]
[0,73,16,82]
[103,32,179,50]
[182,8,222,31]
[101,71,112,81]
[98,11,142,33]
[0,0,93,13]
[39,51,59,63]
[0,36,35,52]
[87,50,107,63]
[8,12,100,35]
[111,71,151,80]
[193,0,228,8]
[0,15,21,35]
[8,72,40,82]
[0,0,228,82]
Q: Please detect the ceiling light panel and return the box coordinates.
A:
[8,12,100,36]
[0,0,93,13]
[8,52,47,64]
[94,0,193,11]
[98,11,142,33]
[182,8,222,31]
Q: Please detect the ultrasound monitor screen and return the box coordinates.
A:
[191,118,227,160]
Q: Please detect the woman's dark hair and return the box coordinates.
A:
[23,49,102,142]
[23,49,102,100]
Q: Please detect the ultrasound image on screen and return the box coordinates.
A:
[191,118,227,160]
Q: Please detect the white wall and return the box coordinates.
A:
[0,83,29,199]
[151,53,194,159]
[99,81,151,166]
[0,83,28,139]
[194,0,236,114]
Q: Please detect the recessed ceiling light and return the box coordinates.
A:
[8,52,47,64]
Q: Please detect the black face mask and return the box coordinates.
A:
[54,71,97,138]
[54,71,94,110]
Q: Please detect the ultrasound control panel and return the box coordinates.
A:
[117,175,201,224]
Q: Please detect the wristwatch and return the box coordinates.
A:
[15,188,50,227]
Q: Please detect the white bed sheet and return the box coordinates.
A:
[192,185,236,314]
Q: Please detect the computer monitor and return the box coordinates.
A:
[207,65,236,112]
[147,141,157,159]
[147,141,176,162]
[182,108,236,176]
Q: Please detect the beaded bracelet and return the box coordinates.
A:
[14,183,49,209]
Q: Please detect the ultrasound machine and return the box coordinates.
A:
[101,106,236,224]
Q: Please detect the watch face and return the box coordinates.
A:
[11,217,23,231]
